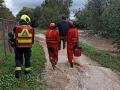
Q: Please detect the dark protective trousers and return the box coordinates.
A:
[59,36,66,49]
[15,48,31,68]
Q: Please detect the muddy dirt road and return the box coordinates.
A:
[36,33,120,90]
[79,31,114,52]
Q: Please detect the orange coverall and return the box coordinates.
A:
[46,29,60,65]
[67,28,79,65]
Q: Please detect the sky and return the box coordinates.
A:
[4,0,44,15]
[4,0,88,17]
[70,0,88,19]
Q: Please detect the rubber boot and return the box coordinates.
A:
[15,70,21,78]
[70,64,73,68]
[24,71,31,75]
[50,59,55,70]
[63,40,65,49]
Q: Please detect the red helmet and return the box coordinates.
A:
[49,23,56,28]
[68,20,74,26]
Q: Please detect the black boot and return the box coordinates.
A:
[70,64,73,68]
[24,71,31,75]
[15,70,21,78]
[50,59,56,70]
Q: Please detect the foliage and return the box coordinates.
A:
[76,0,106,32]
[0,0,14,19]
[36,0,72,28]
[101,0,120,38]
[16,0,72,28]
[16,7,33,19]
[75,9,88,29]
[102,0,120,50]
[16,7,36,27]
[76,0,120,52]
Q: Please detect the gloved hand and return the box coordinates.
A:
[8,41,15,48]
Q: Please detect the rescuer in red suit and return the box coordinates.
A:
[67,20,79,68]
[46,23,60,70]
[12,15,34,78]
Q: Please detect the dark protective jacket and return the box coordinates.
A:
[8,32,15,47]
[56,20,69,37]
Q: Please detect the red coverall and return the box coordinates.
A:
[67,28,79,65]
[46,29,60,65]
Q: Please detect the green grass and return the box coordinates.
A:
[80,42,120,72]
[0,41,47,90]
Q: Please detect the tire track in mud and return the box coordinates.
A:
[36,33,120,90]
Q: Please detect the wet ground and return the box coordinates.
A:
[35,33,120,90]
[79,30,115,52]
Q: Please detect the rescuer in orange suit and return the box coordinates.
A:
[46,23,60,70]
[67,20,79,68]
[12,15,34,78]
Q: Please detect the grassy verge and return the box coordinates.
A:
[0,41,47,90]
[80,42,120,72]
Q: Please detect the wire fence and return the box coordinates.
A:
[0,18,16,61]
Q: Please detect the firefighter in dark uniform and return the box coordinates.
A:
[56,16,69,49]
[12,15,34,78]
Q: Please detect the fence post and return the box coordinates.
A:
[0,18,15,60]
[2,20,7,58]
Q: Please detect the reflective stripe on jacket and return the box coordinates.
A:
[15,25,34,48]
[46,29,60,44]
[67,28,79,44]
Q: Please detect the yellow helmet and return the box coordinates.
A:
[20,14,31,24]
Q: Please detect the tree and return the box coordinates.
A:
[0,0,14,19]
[76,0,120,52]
[102,0,120,38]
[16,0,72,28]
[0,0,3,7]
[85,0,107,34]
[102,0,120,52]
[16,7,33,19]
[75,9,88,29]
[75,0,113,35]
[33,0,72,28]
[16,7,36,26]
